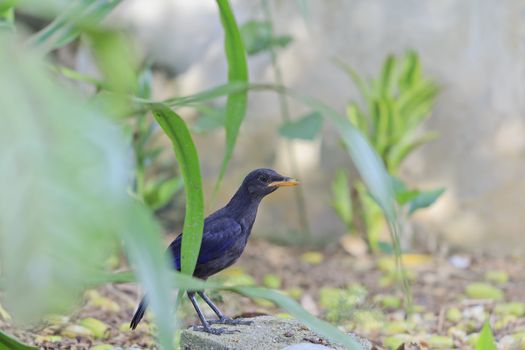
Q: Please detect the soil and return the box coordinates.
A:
[1,239,524,349]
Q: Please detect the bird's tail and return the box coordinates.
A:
[130,297,148,330]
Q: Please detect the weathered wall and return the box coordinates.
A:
[114,0,525,253]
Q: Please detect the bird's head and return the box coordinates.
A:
[243,168,299,198]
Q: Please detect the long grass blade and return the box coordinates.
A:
[215,0,249,192]
[118,202,176,350]
[150,104,205,276]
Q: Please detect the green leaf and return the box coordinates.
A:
[407,188,445,215]
[151,105,205,276]
[240,20,292,55]
[331,170,353,231]
[0,32,126,321]
[388,131,438,171]
[356,182,385,252]
[379,55,396,98]
[0,329,37,350]
[0,0,18,13]
[88,29,138,93]
[346,103,368,135]
[162,82,248,107]
[334,58,370,102]
[144,176,184,211]
[278,111,323,140]
[215,0,249,192]
[31,0,122,52]
[399,50,421,91]
[51,64,107,90]
[117,202,175,350]
[0,5,14,30]
[192,105,227,133]
[475,322,497,350]
[390,176,420,205]
[0,32,174,350]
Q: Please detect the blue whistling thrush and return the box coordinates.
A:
[130,168,298,334]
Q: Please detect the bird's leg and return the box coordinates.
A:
[187,292,239,335]
[198,291,252,326]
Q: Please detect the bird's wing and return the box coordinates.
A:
[168,217,241,270]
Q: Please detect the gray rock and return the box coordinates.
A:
[180,316,371,350]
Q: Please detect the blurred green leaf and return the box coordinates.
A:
[0,5,14,30]
[475,322,497,350]
[88,29,137,93]
[388,131,438,171]
[377,241,394,254]
[334,58,370,103]
[151,105,204,276]
[31,0,122,52]
[399,50,421,91]
[0,32,174,350]
[137,66,153,99]
[51,64,107,89]
[215,0,249,192]
[407,188,445,215]
[192,105,227,133]
[0,0,18,13]
[379,55,396,98]
[144,176,184,211]
[240,20,292,55]
[356,182,385,252]
[278,111,323,140]
[346,103,368,135]
[0,32,126,321]
[331,170,353,231]
[0,329,37,350]
[117,201,175,350]
[390,176,420,205]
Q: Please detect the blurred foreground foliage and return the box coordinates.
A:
[0,1,408,349]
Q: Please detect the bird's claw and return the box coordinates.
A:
[192,325,240,335]
[209,317,253,326]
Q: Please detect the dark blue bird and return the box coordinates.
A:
[130,168,298,334]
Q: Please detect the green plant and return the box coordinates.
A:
[476,322,498,350]
[333,51,444,251]
[0,1,417,349]
[0,1,400,349]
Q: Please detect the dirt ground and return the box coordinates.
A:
[1,239,524,349]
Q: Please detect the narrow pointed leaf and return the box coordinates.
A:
[475,322,497,350]
[379,55,396,98]
[215,0,249,191]
[151,104,204,276]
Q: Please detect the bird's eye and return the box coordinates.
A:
[258,175,269,183]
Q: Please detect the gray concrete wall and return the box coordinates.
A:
[114,0,525,253]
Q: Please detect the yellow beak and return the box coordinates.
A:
[267,178,299,187]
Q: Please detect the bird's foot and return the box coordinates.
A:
[192,325,240,335]
[208,317,253,326]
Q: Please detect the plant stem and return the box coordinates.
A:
[262,0,310,235]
